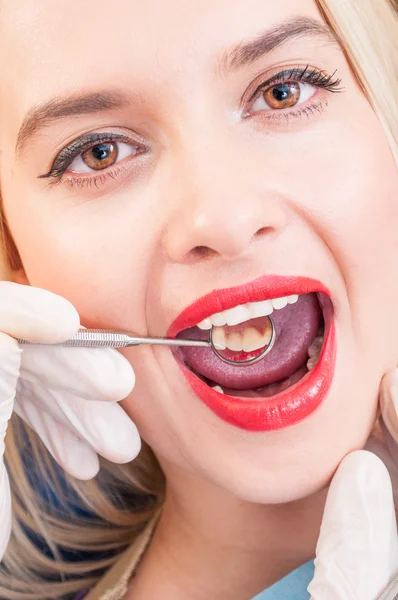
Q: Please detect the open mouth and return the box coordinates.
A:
[168,275,336,431]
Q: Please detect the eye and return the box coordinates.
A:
[251,81,316,113]
[68,141,138,173]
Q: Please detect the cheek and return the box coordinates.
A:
[297,107,398,366]
[1,187,154,330]
[331,144,398,364]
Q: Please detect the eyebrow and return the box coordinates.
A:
[15,90,133,157]
[220,16,339,73]
[15,16,338,157]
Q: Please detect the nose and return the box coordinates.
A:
[163,149,287,264]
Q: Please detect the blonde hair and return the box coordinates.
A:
[0,1,397,597]
[318,0,398,161]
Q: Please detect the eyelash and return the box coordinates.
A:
[246,64,343,108]
[38,132,146,188]
[39,65,344,189]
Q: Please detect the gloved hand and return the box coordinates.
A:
[308,371,398,600]
[308,450,398,600]
[0,282,140,560]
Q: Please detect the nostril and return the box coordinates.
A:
[254,226,270,238]
[190,246,217,260]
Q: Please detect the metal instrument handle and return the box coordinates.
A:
[16,328,211,349]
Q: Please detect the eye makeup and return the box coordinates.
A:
[37,64,344,190]
[38,132,147,184]
[245,64,343,105]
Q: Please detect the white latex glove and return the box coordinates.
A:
[0,282,140,559]
[308,450,398,600]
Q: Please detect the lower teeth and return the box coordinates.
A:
[211,385,224,394]
[306,334,323,371]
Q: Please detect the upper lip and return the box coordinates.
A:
[167,274,331,337]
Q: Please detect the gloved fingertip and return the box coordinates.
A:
[101,432,141,464]
[109,433,141,464]
[333,450,395,517]
[56,445,100,480]
[308,449,397,600]
[44,428,100,480]
[52,305,81,342]
[118,370,136,401]
[69,459,100,481]
[110,354,136,401]
[97,417,141,464]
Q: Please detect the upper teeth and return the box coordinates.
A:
[197,295,299,329]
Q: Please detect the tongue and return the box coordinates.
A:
[175,293,322,390]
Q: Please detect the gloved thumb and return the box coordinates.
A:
[308,450,398,600]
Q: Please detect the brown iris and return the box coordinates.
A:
[81,142,118,170]
[263,82,300,109]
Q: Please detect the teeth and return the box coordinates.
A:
[211,327,226,350]
[225,332,243,351]
[308,336,323,358]
[197,294,299,329]
[211,385,224,394]
[307,335,324,371]
[210,313,227,326]
[197,317,212,330]
[212,324,272,352]
[242,327,270,352]
[249,300,273,318]
[271,296,288,310]
[222,304,251,326]
[307,357,318,371]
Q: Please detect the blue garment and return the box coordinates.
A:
[74,560,315,599]
[250,560,314,600]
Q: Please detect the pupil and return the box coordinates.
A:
[92,143,112,161]
[272,84,290,101]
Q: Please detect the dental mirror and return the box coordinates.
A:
[209,315,276,366]
[15,315,276,367]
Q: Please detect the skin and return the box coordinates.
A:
[0,0,397,597]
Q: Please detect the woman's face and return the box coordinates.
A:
[1,0,397,503]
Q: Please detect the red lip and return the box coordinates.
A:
[168,275,336,432]
[167,275,331,337]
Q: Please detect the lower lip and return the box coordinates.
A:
[174,312,336,432]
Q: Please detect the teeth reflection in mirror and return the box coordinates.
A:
[212,326,271,352]
[242,327,270,352]
[211,327,226,350]
[226,332,243,351]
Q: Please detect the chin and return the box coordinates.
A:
[190,376,377,506]
[201,431,361,505]
[223,461,337,505]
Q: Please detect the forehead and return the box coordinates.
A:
[0,0,322,104]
